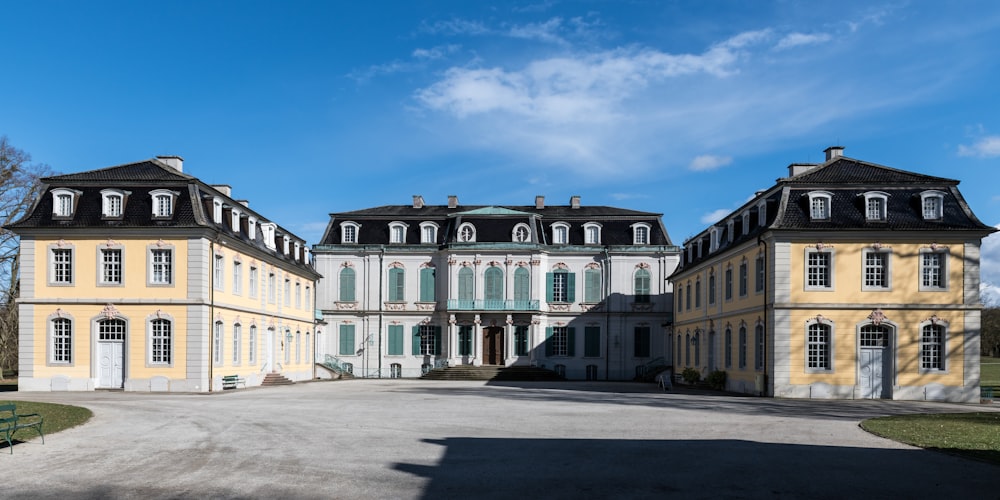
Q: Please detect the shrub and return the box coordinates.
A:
[681,367,701,385]
[706,370,727,391]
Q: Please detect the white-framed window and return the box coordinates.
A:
[632,223,651,245]
[148,247,173,285]
[262,223,276,249]
[213,321,224,365]
[213,197,223,224]
[709,227,720,252]
[551,271,569,303]
[213,254,224,290]
[805,247,834,290]
[99,248,123,285]
[919,248,949,291]
[726,220,734,243]
[584,223,601,245]
[754,323,764,370]
[708,269,716,305]
[305,286,311,309]
[863,192,888,221]
[50,245,74,285]
[757,200,767,226]
[755,253,765,293]
[232,324,242,364]
[513,223,531,243]
[150,189,178,218]
[268,272,276,303]
[741,211,750,235]
[805,319,833,372]
[249,265,258,298]
[231,208,241,232]
[920,321,947,372]
[420,222,438,244]
[920,191,945,220]
[551,222,569,245]
[724,265,733,300]
[634,268,651,303]
[248,217,257,240]
[419,325,436,355]
[282,235,290,255]
[284,278,291,306]
[248,325,257,364]
[389,222,408,244]
[296,331,302,363]
[457,223,476,242]
[340,222,360,244]
[51,188,79,218]
[550,327,568,357]
[862,248,891,290]
[232,261,242,294]
[694,277,702,308]
[684,281,690,310]
[738,258,748,297]
[295,282,301,308]
[150,318,172,365]
[807,191,832,220]
[51,317,73,364]
[99,189,128,218]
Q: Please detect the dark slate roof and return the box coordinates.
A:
[320,204,672,247]
[786,158,958,185]
[42,160,195,183]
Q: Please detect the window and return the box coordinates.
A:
[677,289,683,311]
[284,329,291,363]
[635,269,651,303]
[547,270,575,303]
[458,266,474,302]
[268,272,276,303]
[419,267,436,302]
[694,331,701,365]
[738,259,748,297]
[808,192,832,220]
[695,278,701,308]
[684,281,691,310]
[388,267,405,301]
[742,212,750,235]
[150,318,171,365]
[341,222,360,244]
[758,200,768,226]
[920,323,946,371]
[709,227,720,252]
[232,324,242,364]
[249,266,258,298]
[389,222,407,244]
[339,267,356,301]
[805,248,833,289]
[584,268,602,303]
[339,324,355,356]
[724,265,733,300]
[284,278,291,306]
[633,224,650,245]
[708,269,716,305]
[48,246,74,284]
[248,217,257,240]
[457,223,476,242]
[51,188,78,217]
[724,328,732,368]
[420,222,438,244]
[249,325,257,364]
[213,321,223,365]
[458,325,472,356]
[214,254,224,291]
[514,267,531,303]
[583,326,600,357]
[755,253,765,293]
[551,223,569,245]
[231,209,241,232]
[146,248,172,285]
[547,327,571,357]
[863,248,891,290]
[100,249,123,285]
[388,325,404,355]
[295,331,301,363]
[738,326,747,369]
[685,332,691,365]
[513,224,531,243]
[584,223,601,245]
[754,324,764,370]
[920,249,948,290]
[726,220,734,243]
[233,261,242,294]
[212,198,223,224]
[101,189,127,218]
[390,363,402,378]
[634,326,651,358]
[261,223,276,249]
[864,192,888,221]
[806,322,831,371]
[305,286,311,309]
[150,189,176,218]
[417,325,438,355]
[516,325,531,356]
[51,318,72,363]
[920,191,945,220]
[484,267,503,303]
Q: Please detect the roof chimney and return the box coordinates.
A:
[156,155,184,172]
[787,163,818,177]
[824,146,845,161]
[412,195,425,209]
[535,195,545,209]
[236,199,249,207]
[212,185,232,197]
[570,195,581,209]
[447,195,458,209]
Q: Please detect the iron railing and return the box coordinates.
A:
[446,299,539,311]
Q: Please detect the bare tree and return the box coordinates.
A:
[983,307,1000,359]
[0,136,51,377]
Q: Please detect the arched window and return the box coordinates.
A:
[339,267,356,302]
[632,223,651,245]
[389,222,408,244]
[458,223,476,242]
[514,267,531,303]
[484,266,504,303]
[340,222,360,244]
[551,222,569,245]
[513,223,531,242]
[584,268,602,303]
[634,268,651,303]
[458,266,474,302]
[584,223,602,245]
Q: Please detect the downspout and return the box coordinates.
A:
[378,246,385,378]
[208,239,215,392]
[604,246,611,381]
[758,234,768,397]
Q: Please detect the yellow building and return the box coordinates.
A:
[670,147,995,401]
[6,156,320,392]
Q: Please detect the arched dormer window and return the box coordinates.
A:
[340,222,360,244]
[709,227,720,252]
[51,188,81,218]
[101,189,129,219]
[457,223,476,242]
[920,190,945,220]
[150,189,179,218]
[419,222,439,244]
[631,223,651,245]
[584,222,602,245]
[389,222,409,244]
[231,208,242,232]
[248,217,257,240]
[807,191,833,220]
[282,235,290,255]
[863,191,889,221]
[213,197,223,223]
[512,223,531,243]
[261,223,277,249]
[551,222,569,245]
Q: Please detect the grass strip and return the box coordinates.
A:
[2,400,93,437]
[861,412,1000,464]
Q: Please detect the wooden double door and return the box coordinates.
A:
[483,326,504,365]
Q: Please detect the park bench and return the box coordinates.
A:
[1,403,44,454]
[221,375,246,390]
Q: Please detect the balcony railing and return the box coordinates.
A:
[446,299,540,311]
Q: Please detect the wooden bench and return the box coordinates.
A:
[0,403,44,454]
[221,375,246,390]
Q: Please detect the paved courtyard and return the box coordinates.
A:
[2,380,998,499]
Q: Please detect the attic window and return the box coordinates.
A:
[282,235,290,255]
[341,222,360,244]
[920,191,945,220]
[420,222,439,244]
[51,188,79,218]
[741,212,750,235]
[863,192,888,221]
[583,222,601,245]
[261,223,277,249]
[231,208,241,231]
[389,222,408,244]
[709,227,720,252]
[150,189,178,218]
[551,222,569,245]
[248,217,258,240]
[101,189,129,218]
[213,197,223,224]
[513,223,531,243]
[457,223,476,242]
[726,220,734,243]
[757,200,767,226]
[807,191,833,220]
[632,223,651,245]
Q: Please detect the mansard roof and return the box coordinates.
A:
[784,157,958,185]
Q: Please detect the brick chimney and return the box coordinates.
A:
[570,195,581,209]
[448,195,458,209]
[156,155,184,172]
[535,195,545,209]
[412,195,425,209]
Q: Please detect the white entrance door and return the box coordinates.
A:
[266,328,275,373]
[98,342,124,388]
[859,325,891,399]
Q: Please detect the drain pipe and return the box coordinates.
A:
[208,239,216,392]
[603,246,611,381]
[377,246,385,378]
[757,235,768,397]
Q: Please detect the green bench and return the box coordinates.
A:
[1,403,44,454]
[221,375,246,390]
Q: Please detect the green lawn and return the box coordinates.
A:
[983,356,1000,386]
[1,400,93,445]
[862,413,1000,464]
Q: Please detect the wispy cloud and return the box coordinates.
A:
[413,44,461,60]
[689,154,733,172]
[700,209,731,224]
[349,45,462,82]
[775,32,832,50]
[508,17,569,45]
[419,18,491,36]
[957,135,1000,158]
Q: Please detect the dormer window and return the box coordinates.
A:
[583,222,601,245]
[261,223,277,249]
[101,189,129,218]
[389,222,408,244]
[213,197,223,224]
[457,223,476,242]
[709,227,720,252]
[340,222,360,244]
[294,242,301,260]
[551,222,569,245]
[282,235,290,255]
[632,223,651,245]
[150,189,178,218]
[51,188,79,218]
[248,217,258,240]
[863,192,888,221]
[420,222,439,244]
[741,212,750,235]
[807,191,833,220]
[231,209,242,232]
[513,223,531,243]
[920,191,945,220]
[726,220,734,243]
[757,200,767,226]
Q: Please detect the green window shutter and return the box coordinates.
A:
[412,326,421,355]
[585,326,601,357]
[545,327,554,356]
[567,327,576,356]
[458,267,474,301]
[339,325,355,355]
[485,267,503,301]
[419,268,435,302]
[546,272,554,302]
[514,267,530,301]
[435,326,442,355]
[390,269,405,301]
[388,325,403,355]
[566,273,576,302]
[585,269,601,303]
[340,268,355,302]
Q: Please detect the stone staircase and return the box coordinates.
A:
[420,365,564,381]
[261,373,295,386]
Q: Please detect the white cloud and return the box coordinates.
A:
[775,32,832,50]
[412,44,461,60]
[957,135,1000,158]
[689,154,733,171]
[700,209,732,224]
[419,18,491,36]
[981,226,1000,306]
[508,17,568,45]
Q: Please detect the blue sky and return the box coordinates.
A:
[3,1,1000,302]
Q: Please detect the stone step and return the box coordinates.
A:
[261,373,295,386]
